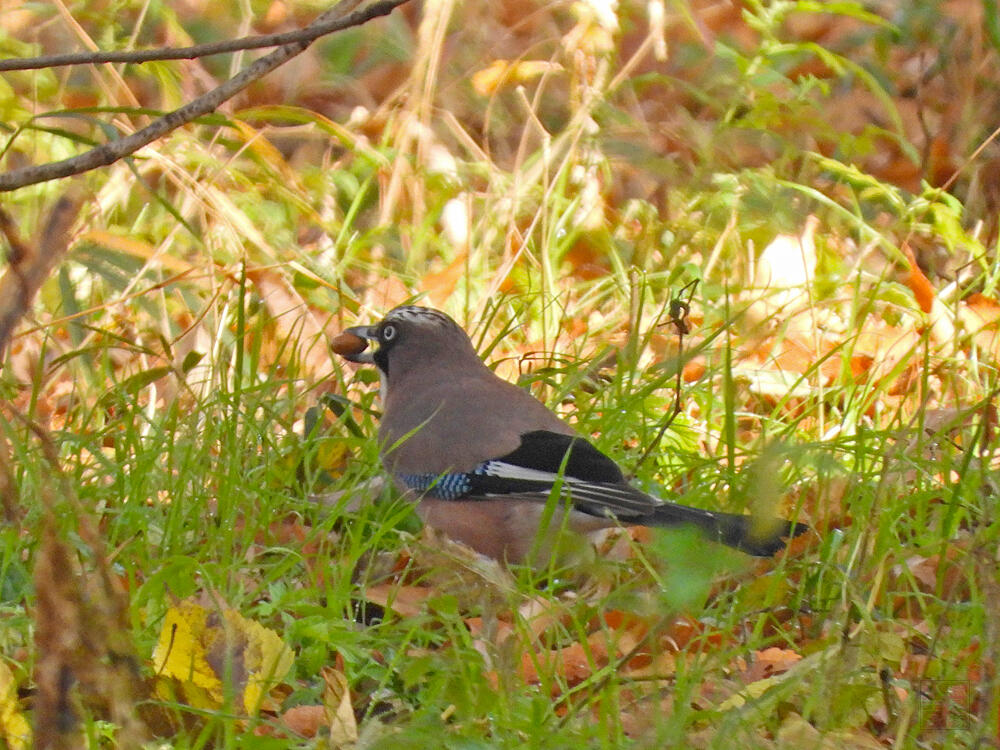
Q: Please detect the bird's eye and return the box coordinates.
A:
[381,324,397,341]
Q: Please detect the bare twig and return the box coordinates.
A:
[0,0,410,193]
[0,195,83,359]
[0,2,368,71]
[630,279,699,477]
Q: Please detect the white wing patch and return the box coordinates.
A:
[477,460,658,517]
[477,460,560,482]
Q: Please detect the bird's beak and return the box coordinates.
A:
[332,325,376,363]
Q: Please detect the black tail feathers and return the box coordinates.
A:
[647,502,808,557]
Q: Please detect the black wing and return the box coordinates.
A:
[466,430,658,518]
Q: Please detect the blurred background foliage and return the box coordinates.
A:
[2,0,998,419]
[1,0,999,744]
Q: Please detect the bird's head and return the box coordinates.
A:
[333,305,482,383]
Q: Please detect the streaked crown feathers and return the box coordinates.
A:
[383,305,463,332]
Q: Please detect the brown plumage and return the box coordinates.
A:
[339,305,806,563]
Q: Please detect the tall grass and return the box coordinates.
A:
[1,0,998,746]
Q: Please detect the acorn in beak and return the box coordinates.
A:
[331,326,376,363]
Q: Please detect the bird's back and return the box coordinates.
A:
[380,368,573,474]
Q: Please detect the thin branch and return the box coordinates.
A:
[629,279,699,478]
[0,4,372,71]
[0,0,410,193]
[0,195,83,359]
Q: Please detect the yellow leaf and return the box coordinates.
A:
[152,600,224,707]
[322,666,357,748]
[0,661,30,750]
[225,609,295,714]
[152,599,294,715]
[317,440,350,474]
[471,59,562,96]
[716,671,781,711]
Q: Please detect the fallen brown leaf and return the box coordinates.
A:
[279,704,325,738]
[362,583,435,617]
[740,646,803,684]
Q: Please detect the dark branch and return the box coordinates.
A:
[0,5,372,71]
[0,0,410,193]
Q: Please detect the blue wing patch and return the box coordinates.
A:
[394,430,656,517]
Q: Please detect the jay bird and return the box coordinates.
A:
[334,305,806,563]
